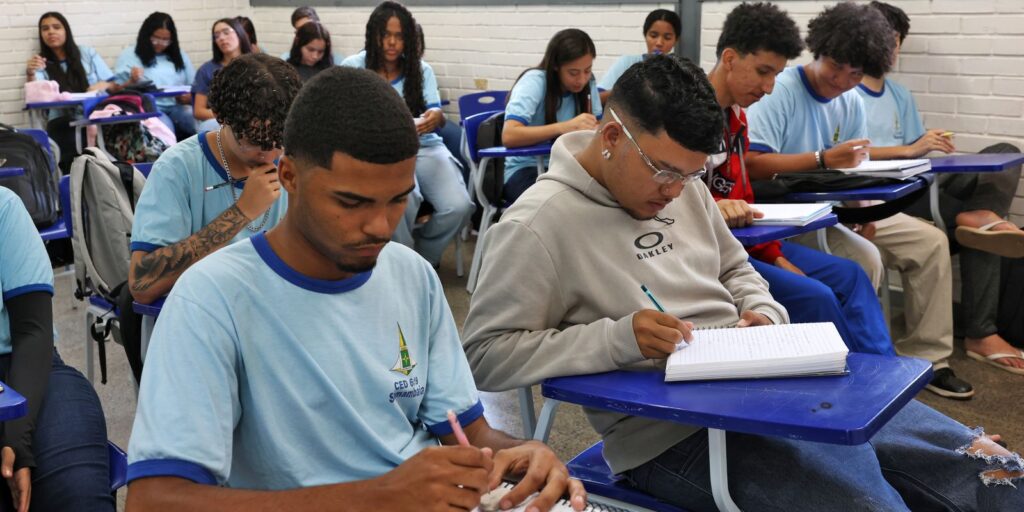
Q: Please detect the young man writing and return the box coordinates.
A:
[126,67,585,511]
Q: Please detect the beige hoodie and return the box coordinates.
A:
[462,130,787,474]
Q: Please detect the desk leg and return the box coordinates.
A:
[815,228,831,255]
[140,314,155,363]
[532,398,560,442]
[29,110,44,130]
[708,428,742,512]
[929,178,945,233]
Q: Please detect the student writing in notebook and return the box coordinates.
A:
[462,53,1024,512]
[125,67,585,512]
[744,2,973,399]
[705,3,893,356]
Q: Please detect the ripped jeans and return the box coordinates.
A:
[625,400,1023,511]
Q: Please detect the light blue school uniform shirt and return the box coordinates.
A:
[855,79,926,148]
[598,54,644,91]
[340,51,445,148]
[746,66,868,155]
[114,48,196,109]
[129,133,288,253]
[504,69,603,182]
[33,45,113,87]
[127,234,482,489]
[278,50,345,65]
[0,188,54,356]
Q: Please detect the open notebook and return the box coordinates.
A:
[750,203,832,226]
[834,159,931,179]
[474,482,629,512]
[665,322,849,382]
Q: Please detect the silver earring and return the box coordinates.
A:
[602,149,611,160]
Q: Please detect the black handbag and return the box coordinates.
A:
[752,171,931,224]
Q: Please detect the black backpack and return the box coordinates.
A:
[0,125,60,226]
[477,112,506,206]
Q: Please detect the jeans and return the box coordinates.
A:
[439,121,470,184]
[750,241,894,355]
[0,351,113,512]
[625,400,1023,512]
[503,165,540,205]
[158,104,197,140]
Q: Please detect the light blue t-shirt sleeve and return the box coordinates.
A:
[896,85,926,145]
[848,94,869,141]
[181,51,196,86]
[422,62,442,110]
[598,54,640,91]
[83,46,114,84]
[506,70,546,126]
[0,192,54,301]
[746,87,792,154]
[130,153,194,253]
[127,282,239,486]
[114,47,140,83]
[338,53,365,69]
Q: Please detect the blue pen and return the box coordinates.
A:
[640,284,666,312]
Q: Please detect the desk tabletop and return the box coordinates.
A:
[25,99,88,110]
[133,297,164,317]
[479,143,553,158]
[731,213,837,246]
[0,381,27,422]
[929,153,1024,173]
[541,353,931,445]
[38,219,69,241]
[0,167,25,179]
[782,177,926,202]
[71,112,161,126]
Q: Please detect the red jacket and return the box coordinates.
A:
[706,106,783,264]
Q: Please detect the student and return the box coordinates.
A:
[235,16,261,54]
[705,3,892,355]
[192,18,252,133]
[125,66,586,512]
[280,6,344,65]
[286,21,333,83]
[0,189,114,512]
[26,12,114,93]
[502,28,602,205]
[861,1,1024,375]
[115,12,196,137]
[597,9,680,103]
[462,53,1024,512]
[413,23,470,183]
[341,1,472,269]
[129,53,300,305]
[744,2,973,399]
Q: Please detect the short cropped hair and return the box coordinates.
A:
[870,1,910,43]
[805,2,895,78]
[284,67,420,167]
[716,2,803,60]
[607,55,722,155]
[208,53,302,150]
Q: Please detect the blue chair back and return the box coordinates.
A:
[18,128,59,177]
[568,442,686,512]
[462,110,503,163]
[458,91,507,122]
[108,441,127,492]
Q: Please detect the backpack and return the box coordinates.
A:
[477,112,506,206]
[94,92,169,163]
[0,124,60,226]
[998,257,1024,349]
[69,149,146,383]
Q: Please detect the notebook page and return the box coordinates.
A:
[751,203,831,222]
[667,323,846,368]
[835,159,930,172]
[474,482,628,512]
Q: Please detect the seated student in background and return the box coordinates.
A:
[861,1,1024,375]
[129,53,300,305]
[462,53,1024,512]
[280,6,344,64]
[286,21,333,83]
[597,9,679,104]
[416,23,471,184]
[341,1,472,269]
[705,2,893,356]
[502,28,602,204]
[192,18,253,133]
[125,66,586,512]
[744,2,973,399]
[115,12,196,138]
[0,189,114,512]
[235,16,261,54]
[26,11,114,93]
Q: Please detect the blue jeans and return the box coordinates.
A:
[625,400,1024,511]
[750,241,895,356]
[158,104,197,139]
[0,351,113,512]
[439,121,470,184]
[503,166,539,205]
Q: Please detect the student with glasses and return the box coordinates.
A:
[192,18,253,133]
[129,53,301,305]
[115,12,196,137]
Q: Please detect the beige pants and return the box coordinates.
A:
[795,213,953,363]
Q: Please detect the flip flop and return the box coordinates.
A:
[955,221,1024,258]
[966,349,1024,376]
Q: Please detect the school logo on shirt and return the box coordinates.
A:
[893,112,903,139]
[832,124,841,144]
[391,323,417,376]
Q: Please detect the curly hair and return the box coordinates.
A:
[806,2,895,78]
[364,1,427,116]
[38,12,89,93]
[607,55,722,155]
[135,12,185,71]
[716,2,803,60]
[870,1,910,43]
[208,53,302,150]
[285,67,419,167]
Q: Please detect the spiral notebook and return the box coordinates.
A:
[474,481,630,512]
[665,322,849,382]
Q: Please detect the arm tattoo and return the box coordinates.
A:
[130,205,251,294]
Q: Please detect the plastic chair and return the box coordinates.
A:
[460,111,506,294]
[457,91,507,122]
[569,442,686,512]
[108,440,127,493]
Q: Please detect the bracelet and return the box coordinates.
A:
[815,150,827,170]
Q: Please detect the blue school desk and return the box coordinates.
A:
[478,143,553,176]
[0,167,25,179]
[926,153,1024,232]
[0,380,28,421]
[534,353,932,512]
[133,298,164,364]
[24,98,93,129]
[730,213,837,246]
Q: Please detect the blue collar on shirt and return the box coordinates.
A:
[856,82,886,98]
[198,131,244,189]
[251,232,373,294]
[797,66,833,104]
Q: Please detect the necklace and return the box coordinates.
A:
[217,130,270,232]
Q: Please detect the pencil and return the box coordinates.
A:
[447,409,471,447]
[204,168,277,192]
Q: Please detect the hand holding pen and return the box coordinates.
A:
[635,284,693,359]
[204,167,279,191]
[824,139,871,169]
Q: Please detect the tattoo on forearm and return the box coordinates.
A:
[130,205,250,293]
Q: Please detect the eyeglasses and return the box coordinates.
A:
[607,107,707,185]
[150,36,171,46]
[213,28,235,40]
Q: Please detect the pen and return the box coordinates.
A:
[941,131,954,138]
[851,145,866,151]
[204,168,277,192]
[447,409,471,447]
[640,284,666,312]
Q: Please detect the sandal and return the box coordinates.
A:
[966,348,1024,376]
[955,221,1024,258]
